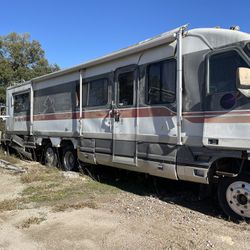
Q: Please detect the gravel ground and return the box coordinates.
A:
[0,160,249,250]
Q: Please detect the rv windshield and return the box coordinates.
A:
[244,42,250,58]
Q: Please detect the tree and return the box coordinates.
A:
[0,32,60,102]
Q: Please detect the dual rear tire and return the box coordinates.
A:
[44,144,77,171]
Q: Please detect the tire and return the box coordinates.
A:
[44,145,58,167]
[218,174,250,222]
[61,146,78,171]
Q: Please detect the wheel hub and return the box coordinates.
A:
[237,193,248,206]
[45,147,55,166]
[226,181,250,218]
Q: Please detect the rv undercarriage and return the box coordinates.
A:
[3,134,78,171]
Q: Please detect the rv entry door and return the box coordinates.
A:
[112,65,138,166]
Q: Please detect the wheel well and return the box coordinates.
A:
[60,140,74,149]
[41,138,51,146]
[208,157,250,182]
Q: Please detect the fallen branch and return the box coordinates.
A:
[0,159,26,173]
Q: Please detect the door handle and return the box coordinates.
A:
[109,108,120,122]
[109,101,120,122]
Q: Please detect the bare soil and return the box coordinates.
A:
[0,157,249,250]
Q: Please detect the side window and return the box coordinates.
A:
[34,82,76,114]
[118,71,134,106]
[13,92,30,116]
[147,59,176,104]
[209,50,249,94]
[83,78,108,107]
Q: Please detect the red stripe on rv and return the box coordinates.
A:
[31,107,174,121]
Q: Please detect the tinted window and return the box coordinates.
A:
[34,81,77,114]
[14,92,30,116]
[244,42,250,58]
[209,51,249,94]
[118,71,134,106]
[82,78,108,107]
[147,59,176,104]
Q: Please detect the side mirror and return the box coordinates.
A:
[236,67,250,97]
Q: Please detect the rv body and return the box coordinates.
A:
[4,26,250,220]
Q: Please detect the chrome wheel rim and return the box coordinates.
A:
[226,181,250,218]
[64,151,75,171]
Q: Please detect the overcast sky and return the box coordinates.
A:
[2,0,250,68]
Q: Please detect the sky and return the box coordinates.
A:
[1,0,250,69]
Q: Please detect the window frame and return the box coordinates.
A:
[115,64,138,108]
[34,81,78,115]
[145,57,177,106]
[206,47,250,96]
[13,91,30,117]
[82,73,110,109]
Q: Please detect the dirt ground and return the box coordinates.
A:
[0,156,249,250]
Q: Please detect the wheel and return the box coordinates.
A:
[61,146,78,171]
[44,145,58,167]
[218,174,250,221]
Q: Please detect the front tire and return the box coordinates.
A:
[218,174,250,221]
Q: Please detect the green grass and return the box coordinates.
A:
[20,165,120,208]
[0,157,121,212]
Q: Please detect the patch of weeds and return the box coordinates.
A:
[0,198,24,211]
[18,216,46,229]
[19,164,121,209]
[21,168,61,184]
[22,181,87,205]
[0,150,19,164]
[85,179,119,194]
[53,200,98,212]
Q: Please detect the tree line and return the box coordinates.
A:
[0,32,60,103]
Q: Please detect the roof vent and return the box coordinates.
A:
[230,26,240,31]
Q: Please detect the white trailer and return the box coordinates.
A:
[3,25,250,221]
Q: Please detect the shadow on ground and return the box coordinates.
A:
[78,163,224,220]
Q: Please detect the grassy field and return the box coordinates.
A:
[0,158,119,213]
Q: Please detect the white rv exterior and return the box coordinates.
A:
[3,25,250,220]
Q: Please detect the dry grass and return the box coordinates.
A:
[20,168,61,184]
[0,153,119,213]
[53,201,98,212]
[18,216,46,229]
[0,149,19,164]
[20,164,119,210]
[0,198,24,211]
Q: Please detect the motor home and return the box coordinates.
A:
[3,25,250,220]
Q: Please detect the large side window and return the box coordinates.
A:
[147,59,176,104]
[13,92,30,116]
[209,50,249,94]
[83,78,108,107]
[34,81,76,114]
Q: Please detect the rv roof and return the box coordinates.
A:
[8,25,250,88]
[29,25,186,84]
[188,28,250,49]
